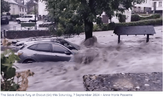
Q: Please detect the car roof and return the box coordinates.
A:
[25,41,69,48]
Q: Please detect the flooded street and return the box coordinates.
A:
[13,26,162,91]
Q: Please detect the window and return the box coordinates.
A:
[28,44,38,50]
[159,2,162,7]
[28,43,52,52]
[25,16,32,18]
[36,43,52,52]
[53,45,69,53]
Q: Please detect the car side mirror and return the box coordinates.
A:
[65,50,72,55]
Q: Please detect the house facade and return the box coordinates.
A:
[101,9,132,23]
[151,0,163,12]
[132,0,163,13]
[4,0,27,16]
[38,1,48,16]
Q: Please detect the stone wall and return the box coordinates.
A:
[5,30,51,39]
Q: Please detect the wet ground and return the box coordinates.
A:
[11,26,162,91]
[1,21,47,31]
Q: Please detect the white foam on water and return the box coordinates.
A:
[14,26,163,91]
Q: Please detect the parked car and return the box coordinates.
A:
[1,16,9,25]
[16,41,75,63]
[14,38,80,51]
[16,14,38,24]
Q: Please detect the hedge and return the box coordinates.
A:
[39,23,55,27]
[93,18,163,31]
[131,14,161,21]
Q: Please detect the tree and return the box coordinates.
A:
[44,0,144,40]
[1,0,10,14]
[26,0,38,14]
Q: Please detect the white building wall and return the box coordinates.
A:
[101,9,132,23]
[38,1,48,16]
[9,4,20,15]
[134,0,163,12]
[4,0,27,15]
[151,0,163,11]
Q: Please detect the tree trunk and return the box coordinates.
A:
[84,19,93,40]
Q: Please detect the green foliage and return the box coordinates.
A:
[97,18,162,30]
[43,0,144,39]
[131,14,141,21]
[21,22,36,27]
[93,24,101,31]
[140,14,161,20]
[1,0,10,14]
[1,49,20,91]
[131,14,161,21]
[117,14,126,22]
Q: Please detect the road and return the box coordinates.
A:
[1,21,47,31]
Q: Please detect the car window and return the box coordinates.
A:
[28,44,38,50]
[25,16,32,18]
[53,45,69,53]
[36,43,52,52]
[28,43,52,52]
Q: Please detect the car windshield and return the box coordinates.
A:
[24,16,33,18]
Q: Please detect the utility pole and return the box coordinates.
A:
[34,0,37,30]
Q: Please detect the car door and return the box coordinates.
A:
[52,44,72,61]
[33,43,57,62]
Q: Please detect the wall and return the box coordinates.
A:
[38,1,48,16]
[9,4,20,15]
[5,30,51,39]
[151,0,163,11]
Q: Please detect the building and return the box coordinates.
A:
[132,0,163,13]
[26,0,38,14]
[151,0,163,13]
[4,0,27,16]
[38,1,48,16]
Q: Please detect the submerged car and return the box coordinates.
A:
[15,38,80,51]
[16,41,75,63]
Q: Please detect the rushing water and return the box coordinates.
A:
[14,26,162,91]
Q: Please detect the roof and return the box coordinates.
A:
[6,0,18,4]
[6,0,27,8]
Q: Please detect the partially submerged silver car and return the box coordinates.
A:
[15,37,80,51]
[16,41,75,63]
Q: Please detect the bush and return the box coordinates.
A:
[1,50,20,91]
[93,24,101,31]
[131,14,141,21]
[39,23,54,27]
[140,14,161,20]
[100,24,108,31]
[118,14,126,22]
[131,14,161,22]
[117,18,162,27]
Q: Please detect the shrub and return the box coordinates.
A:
[118,18,162,26]
[140,14,161,20]
[93,24,101,31]
[118,14,126,22]
[1,49,20,91]
[131,14,161,22]
[39,23,54,27]
[131,14,141,21]
[100,24,109,31]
